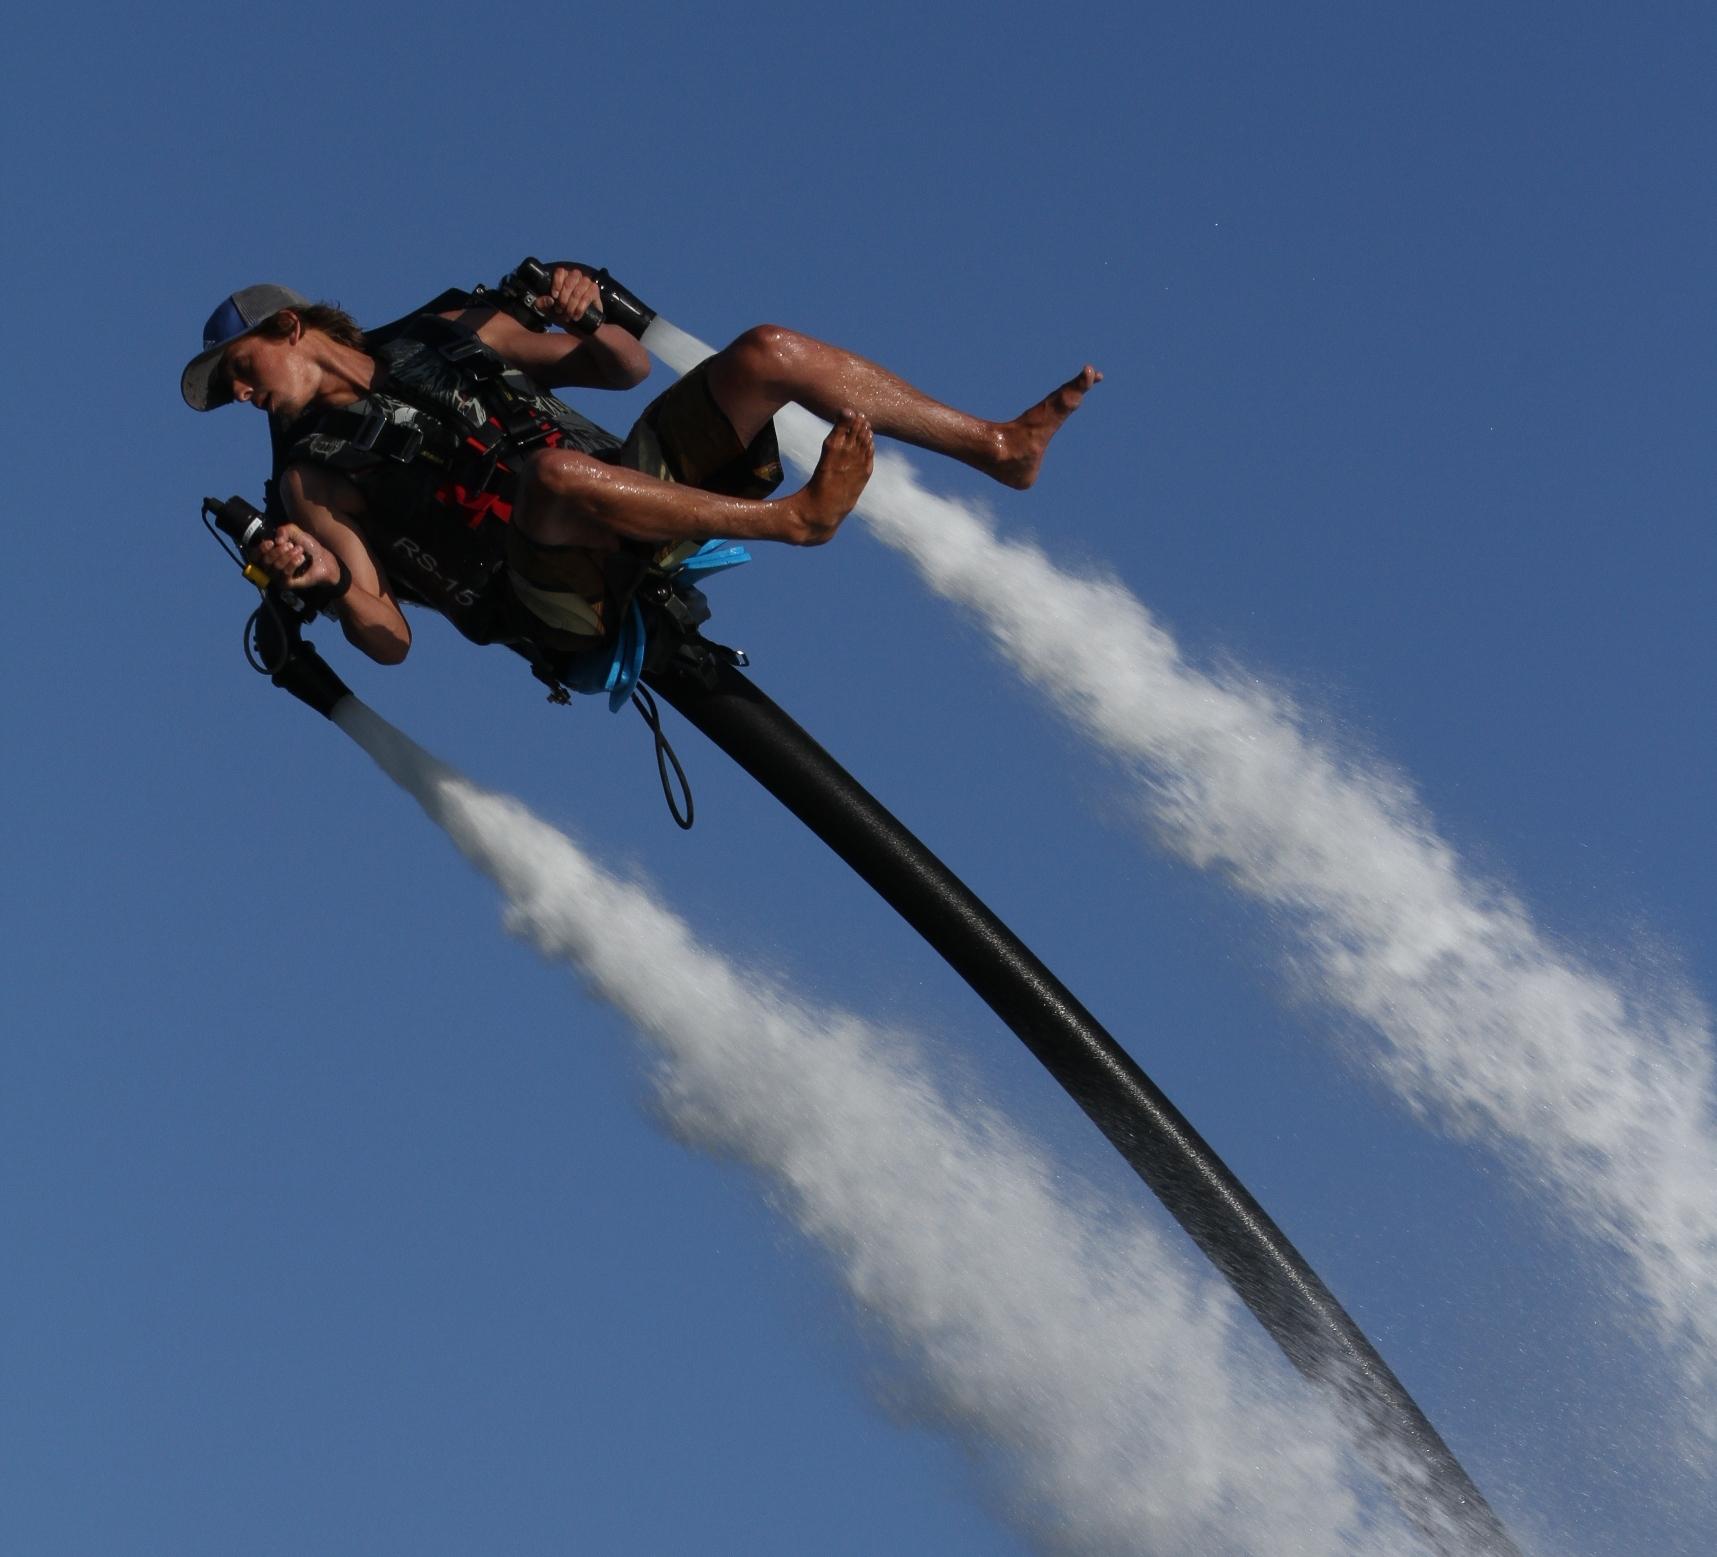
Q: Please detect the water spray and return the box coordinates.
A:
[206,542,1517,1552]
[195,275,1525,1553]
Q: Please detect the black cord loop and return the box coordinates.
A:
[631,685,694,830]
[243,597,293,677]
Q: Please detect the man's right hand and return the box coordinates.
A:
[539,266,606,335]
[252,522,343,590]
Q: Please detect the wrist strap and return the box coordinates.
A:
[302,554,353,615]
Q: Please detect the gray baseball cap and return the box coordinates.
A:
[181,283,312,410]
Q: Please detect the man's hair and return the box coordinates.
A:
[255,302,367,350]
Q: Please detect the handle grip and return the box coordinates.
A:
[203,495,312,577]
[502,257,656,339]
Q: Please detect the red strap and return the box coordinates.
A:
[434,480,515,527]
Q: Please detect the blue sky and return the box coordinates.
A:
[5,3,1715,1553]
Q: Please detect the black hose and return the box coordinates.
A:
[646,651,1521,1557]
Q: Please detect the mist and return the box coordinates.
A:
[644,320,1717,1432]
[335,698,1420,1557]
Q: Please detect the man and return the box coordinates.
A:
[182,264,1100,672]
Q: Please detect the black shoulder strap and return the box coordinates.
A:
[366,279,549,346]
[268,410,309,484]
[364,288,483,346]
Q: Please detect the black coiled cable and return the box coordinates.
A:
[630,685,693,830]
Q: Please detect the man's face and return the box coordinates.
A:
[219,323,320,419]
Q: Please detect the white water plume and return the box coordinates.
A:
[333,698,1421,1557]
[643,318,1717,1423]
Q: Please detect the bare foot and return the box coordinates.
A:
[781,411,874,545]
[990,365,1103,489]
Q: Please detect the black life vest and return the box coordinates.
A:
[272,308,638,648]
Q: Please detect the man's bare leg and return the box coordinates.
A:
[516,411,874,551]
[704,325,1101,490]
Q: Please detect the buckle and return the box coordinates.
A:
[441,334,503,378]
[348,405,387,453]
[349,407,425,465]
[497,400,547,447]
[467,445,500,495]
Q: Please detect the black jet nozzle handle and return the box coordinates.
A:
[204,494,271,554]
[571,261,656,339]
[503,257,656,340]
[203,494,312,579]
[248,599,353,719]
[504,257,601,336]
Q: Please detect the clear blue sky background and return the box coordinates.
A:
[5,3,1714,1553]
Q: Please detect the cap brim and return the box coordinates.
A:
[180,341,237,412]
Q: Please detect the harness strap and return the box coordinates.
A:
[304,405,439,466]
[600,540,751,709]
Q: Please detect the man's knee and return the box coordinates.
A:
[516,449,621,547]
[721,324,804,388]
[524,447,606,504]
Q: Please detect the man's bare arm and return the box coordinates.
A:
[441,264,651,391]
[260,463,414,665]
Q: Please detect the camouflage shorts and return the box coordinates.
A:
[504,360,781,650]
[616,356,784,499]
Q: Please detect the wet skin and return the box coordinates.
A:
[221,294,1099,667]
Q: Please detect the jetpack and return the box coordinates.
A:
[199,292,1522,1557]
